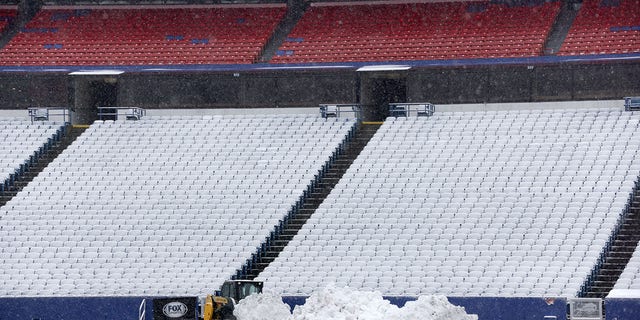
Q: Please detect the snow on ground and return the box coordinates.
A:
[234,291,293,320]
[234,285,478,320]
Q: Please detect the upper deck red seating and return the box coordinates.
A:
[0,6,285,66]
[559,0,640,56]
[0,8,17,33]
[271,1,560,63]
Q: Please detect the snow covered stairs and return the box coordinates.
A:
[0,125,85,207]
[234,122,381,280]
[582,178,640,298]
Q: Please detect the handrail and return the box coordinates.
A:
[624,97,640,111]
[28,107,72,124]
[97,107,146,121]
[319,104,361,119]
[388,102,435,117]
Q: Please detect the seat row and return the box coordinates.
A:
[559,0,640,56]
[0,115,356,297]
[0,6,286,66]
[273,1,559,63]
[257,108,640,297]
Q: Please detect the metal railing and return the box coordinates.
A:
[319,104,361,119]
[97,107,146,121]
[624,97,640,111]
[28,107,72,124]
[388,103,435,117]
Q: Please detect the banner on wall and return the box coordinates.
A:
[152,297,198,320]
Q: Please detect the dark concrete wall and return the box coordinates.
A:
[0,74,68,109]
[407,63,640,104]
[0,62,639,114]
[117,71,358,109]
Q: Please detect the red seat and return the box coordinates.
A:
[0,6,286,66]
[559,0,640,56]
[273,1,560,64]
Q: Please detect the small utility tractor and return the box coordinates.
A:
[151,280,263,320]
[203,280,263,320]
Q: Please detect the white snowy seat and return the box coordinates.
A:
[260,108,640,298]
[0,115,356,297]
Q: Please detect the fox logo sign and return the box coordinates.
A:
[153,297,197,320]
[163,302,188,318]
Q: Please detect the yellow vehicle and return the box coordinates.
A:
[202,280,263,320]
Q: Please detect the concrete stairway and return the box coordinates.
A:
[582,179,640,298]
[0,125,86,207]
[238,122,381,279]
[543,1,580,55]
[257,0,308,63]
[0,0,41,50]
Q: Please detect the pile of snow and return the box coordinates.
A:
[398,295,478,320]
[292,285,396,320]
[234,292,293,320]
[234,285,477,320]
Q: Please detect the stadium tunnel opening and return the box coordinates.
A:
[70,76,118,124]
[360,73,407,121]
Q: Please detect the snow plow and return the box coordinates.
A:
[151,280,263,320]
[203,280,263,320]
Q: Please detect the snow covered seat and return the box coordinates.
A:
[0,119,65,191]
[0,114,356,297]
[258,108,640,298]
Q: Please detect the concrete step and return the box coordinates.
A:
[289,218,311,225]
[271,240,289,248]
[279,230,297,238]
[608,251,634,259]
[612,240,640,247]
[293,212,313,218]
[594,275,619,282]
[616,234,640,242]
[608,246,636,254]
[620,220,640,228]
[600,263,625,271]
[599,268,624,276]
[588,286,613,294]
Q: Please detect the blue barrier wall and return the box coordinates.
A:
[447,297,567,320]
[282,296,568,320]
[605,298,640,320]
[0,295,593,320]
[0,297,152,320]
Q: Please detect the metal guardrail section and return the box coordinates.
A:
[624,97,640,111]
[569,298,603,320]
[28,107,72,124]
[388,103,435,117]
[319,104,361,119]
[97,107,146,121]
